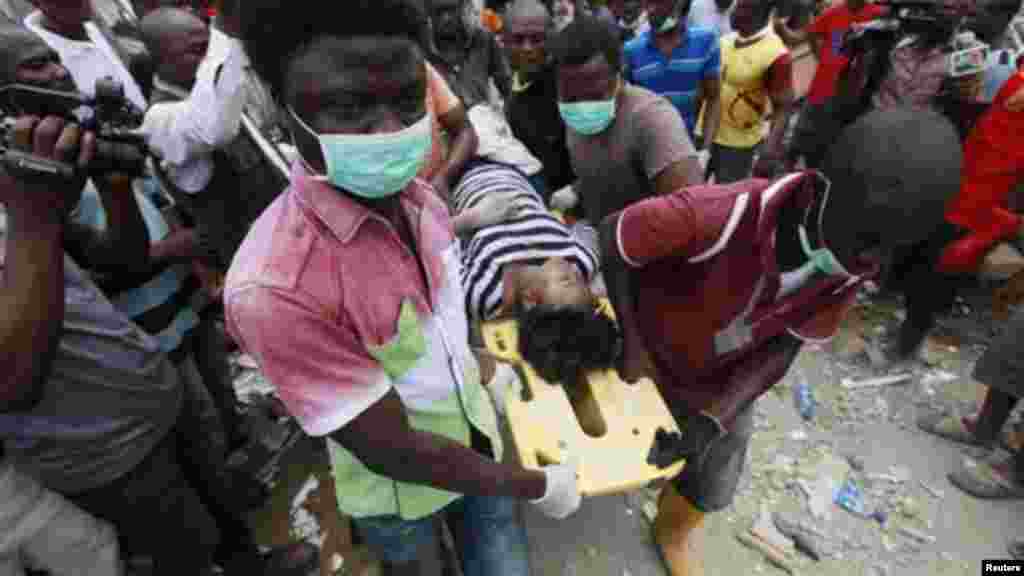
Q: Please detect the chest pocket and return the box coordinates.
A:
[367,298,428,380]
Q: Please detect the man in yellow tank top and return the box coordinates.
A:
[706,0,795,182]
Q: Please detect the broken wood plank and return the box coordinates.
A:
[841,373,913,390]
[737,530,798,575]
[896,525,937,544]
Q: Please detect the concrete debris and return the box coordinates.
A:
[752,505,795,552]
[869,563,891,576]
[865,343,888,369]
[772,512,826,561]
[919,480,945,499]
[895,525,936,544]
[800,453,851,521]
[845,454,866,472]
[642,501,658,523]
[841,374,913,391]
[887,466,911,483]
[789,429,809,441]
[921,370,958,385]
[895,497,920,519]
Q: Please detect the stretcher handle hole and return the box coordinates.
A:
[511,363,534,402]
[567,374,607,438]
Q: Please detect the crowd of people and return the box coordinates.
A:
[1,0,1023,575]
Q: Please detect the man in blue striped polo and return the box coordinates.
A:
[624,0,721,164]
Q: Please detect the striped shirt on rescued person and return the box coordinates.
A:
[453,161,600,322]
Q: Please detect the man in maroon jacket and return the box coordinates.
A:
[595,105,960,576]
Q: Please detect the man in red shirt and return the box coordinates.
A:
[778,0,886,169]
[941,67,1024,271]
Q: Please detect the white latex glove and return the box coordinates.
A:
[549,185,578,212]
[697,150,711,172]
[485,362,522,416]
[530,457,582,519]
[467,192,526,230]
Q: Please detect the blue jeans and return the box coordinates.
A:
[353,495,530,576]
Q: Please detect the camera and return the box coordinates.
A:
[0,77,149,179]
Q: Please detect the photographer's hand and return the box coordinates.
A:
[84,172,150,276]
[1,115,95,412]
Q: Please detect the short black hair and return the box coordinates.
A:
[548,14,622,74]
[241,0,427,101]
[749,0,777,29]
[518,304,621,388]
[820,106,961,261]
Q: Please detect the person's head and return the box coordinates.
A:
[518,303,621,385]
[804,106,963,277]
[621,0,643,22]
[550,15,622,134]
[136,0,202,17]
[502,0,552,76]
[0,23,74,91]
[242,0,430,200]
[29,0,92,31]
[139,7,210,89]
[517,256,596,310]
[551,0,576,29]
[847,0,867,12]
[644,0,692,35]
[730,0,774,37]
[514,259,618,386]
[429,0,468,45]
[973,0,1022,44]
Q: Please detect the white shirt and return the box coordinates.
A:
[467,104,542,177]
[688,0,734,36]
[24,11,147,112]
[138,28,250,194]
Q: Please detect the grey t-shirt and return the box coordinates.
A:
[567,85,697,224]
[0,211,182,493]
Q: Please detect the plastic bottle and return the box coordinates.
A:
[793,371,815,421]
[834,478,867,517]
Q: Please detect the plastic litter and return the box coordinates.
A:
[870,509,888,525]
[793,371,816,421]
[834,478,868,517]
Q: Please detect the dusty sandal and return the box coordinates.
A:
[916,413,982,446]
[948,458,1024,500]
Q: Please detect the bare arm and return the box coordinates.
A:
[774,16,821,48]
[434,103,479,197]
[490,34,513,100]
[598,213,657,383]
[68,174,150,275]
[0,191,65,412]
[654,159,703,196]
[753,57,796,177]
[331,388,547,498]
[698,75,722,151]
[1,117,95,411]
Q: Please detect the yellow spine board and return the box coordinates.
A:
[481,298,686,496]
